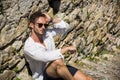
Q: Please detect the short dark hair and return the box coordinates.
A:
[29,11,46,24]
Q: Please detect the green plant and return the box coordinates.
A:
[15,77,21,80]
[100,49,109,55]
[87,11,90,19]
[9,47,17,54]
[65,19,70,23]
[0,69,4,73]
[13,67,19,72]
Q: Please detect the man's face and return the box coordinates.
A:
[32,17,48,36]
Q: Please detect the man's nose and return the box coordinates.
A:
[42,25,46,29]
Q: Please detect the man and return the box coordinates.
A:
[24,11,93,80]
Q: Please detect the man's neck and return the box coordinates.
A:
[31,33,43,43]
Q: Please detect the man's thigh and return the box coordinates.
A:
[43,59,64,80]
[44,58,78,80]
[45,59,64,78]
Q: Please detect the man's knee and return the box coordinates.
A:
[46,58,65,71]
[52,58,64,66]
[51,58,67,74]
[46,58,65,78]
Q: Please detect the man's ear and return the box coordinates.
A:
[29,22,34,29]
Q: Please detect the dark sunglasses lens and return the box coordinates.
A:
[38,23,48,28]
[38,23,43,28]
[44,24,48,28]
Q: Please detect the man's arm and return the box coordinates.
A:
[24,48,63,63]
[44,13,70,36]
[24,43,76,62]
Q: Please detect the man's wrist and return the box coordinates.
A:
[48,18,62,26]
[61,47,69,54]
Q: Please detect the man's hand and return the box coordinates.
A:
[43,13,52,23]
[61,45,77,54]
[44,13,61,24]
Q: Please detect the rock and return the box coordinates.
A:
[16,59,26,72]
[8,55,21,69]
[79,37,86,50]
[112,46,120,53]
[0,51,8,64]
[83,43,93,56]
[18,0,32,14]
[14,72,33,80]
[12,41,23,51]
[87,31,94,45]
[103,0,110,5]
[87,23,96,31]
[0,70,16,80]
[0,14,6,30]
[94,6,103,21]
[81,7,88,21]
[84,21,90,30]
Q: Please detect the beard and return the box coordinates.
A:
[34,28,46,37]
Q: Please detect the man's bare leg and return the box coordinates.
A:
[46,58,75,80]
[74,70,93,80]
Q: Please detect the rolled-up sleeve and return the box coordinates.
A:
[49,20,70,36]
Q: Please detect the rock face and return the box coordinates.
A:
[0,0,120,80]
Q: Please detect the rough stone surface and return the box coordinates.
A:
[0,0,120,80]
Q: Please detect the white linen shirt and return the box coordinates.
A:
[24,20,69,80]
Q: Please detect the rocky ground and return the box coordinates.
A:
[68,52,120,80]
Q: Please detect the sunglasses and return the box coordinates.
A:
[37,23,48,28]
